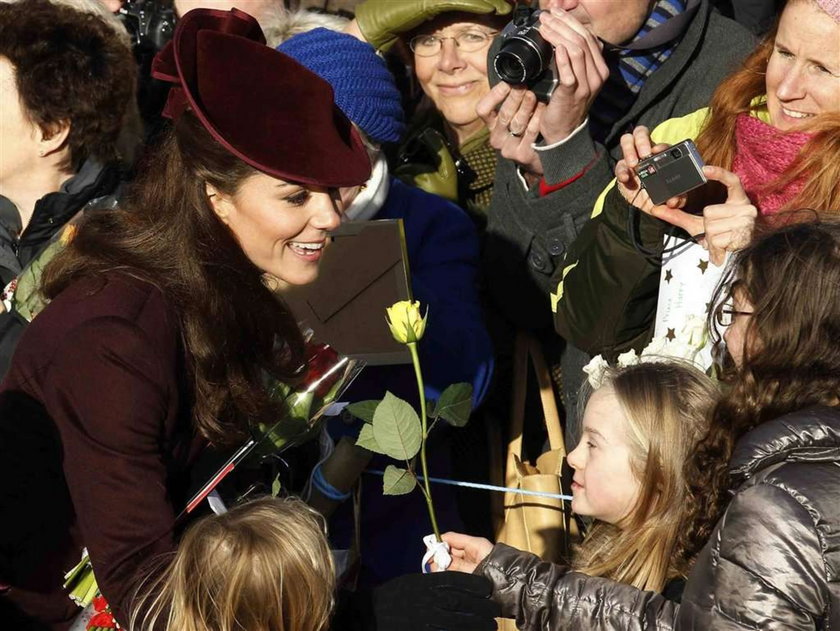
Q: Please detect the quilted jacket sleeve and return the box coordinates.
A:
[677,479,830,630]
[477,543,679,631]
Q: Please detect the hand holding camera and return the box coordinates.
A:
[480,7,608,173]
[536,9,610,145]
[476,82,547,177]
[616,127,757,265]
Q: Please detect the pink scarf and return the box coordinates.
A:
[732,113,813,215]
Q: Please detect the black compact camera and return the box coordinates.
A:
[117,0,176,53]
[635,139,707,206]
[488,6,558,102]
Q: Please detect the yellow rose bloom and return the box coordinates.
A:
[386,300,427,344]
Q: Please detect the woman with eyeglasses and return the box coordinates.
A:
[346,0,512,226]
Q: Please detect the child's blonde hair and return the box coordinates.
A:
[131,496,335,631]
[572,361,718,593]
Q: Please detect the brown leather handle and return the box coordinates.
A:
[505,332,566,485]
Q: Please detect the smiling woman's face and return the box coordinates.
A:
[765,0,840,131]
[207,173,342,286]
[412,15,499,145]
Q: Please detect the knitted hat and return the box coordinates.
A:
[816,0,840,22]
[277,28,405,144]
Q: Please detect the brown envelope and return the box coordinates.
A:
[283,219,412,365]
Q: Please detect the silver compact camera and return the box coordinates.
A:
[488,6,558,102]
[635,139,707,206]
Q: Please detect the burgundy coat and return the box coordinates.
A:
[0,273,203,630]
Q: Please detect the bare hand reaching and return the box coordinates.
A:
[440,532,495,574]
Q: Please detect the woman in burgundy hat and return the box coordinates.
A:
[0,8,370,630]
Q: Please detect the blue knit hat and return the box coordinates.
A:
[277,28,405,144]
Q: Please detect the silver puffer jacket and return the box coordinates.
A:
[478,405,840,630]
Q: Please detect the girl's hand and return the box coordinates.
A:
[614,126,687,216]
[440,532,494,573]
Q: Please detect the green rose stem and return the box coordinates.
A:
[407,340,441,542]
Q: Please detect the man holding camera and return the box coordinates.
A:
[480,0,753,404]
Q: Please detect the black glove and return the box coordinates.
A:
[371,572,501,631]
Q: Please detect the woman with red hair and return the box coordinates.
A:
[553,0,840,362]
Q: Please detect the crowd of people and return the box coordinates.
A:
[0,0,837,630]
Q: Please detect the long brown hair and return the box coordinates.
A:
[572,361,718,592]
[682,220,840,557]
[130,496,335,631]
[694,0,840,214]
[42,113,305,446]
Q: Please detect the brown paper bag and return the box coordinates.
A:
[494,332,578,630]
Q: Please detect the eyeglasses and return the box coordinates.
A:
[409,30,498,57]
[715,307,754,327]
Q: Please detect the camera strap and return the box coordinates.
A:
[603,0,701,52]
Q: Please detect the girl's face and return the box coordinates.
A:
[567,386,642,525]
[765,0,840,132]
[208,173,342,286]
[412,17,498,144]
[724,289,755,368]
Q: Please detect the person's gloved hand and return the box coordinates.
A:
[371,572,501,630]
[355,0,513,51]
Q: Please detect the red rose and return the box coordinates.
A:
[87,611,116,629]
[300,343,341,398]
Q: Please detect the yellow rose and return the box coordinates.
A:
[386,300,427,344]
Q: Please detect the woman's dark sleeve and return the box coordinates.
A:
[42,316,176,627]
[551,185,667,359]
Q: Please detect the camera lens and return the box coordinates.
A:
[494,33,552,84]
[670,148,682,159]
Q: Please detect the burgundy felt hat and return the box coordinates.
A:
[151,8,370,188]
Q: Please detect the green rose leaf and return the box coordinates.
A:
[346,400,380,423]
[434,383,473,427]
[372,392,422,460]
[287,390,315,421]
[356,423,387,455]
[383,465,416,496]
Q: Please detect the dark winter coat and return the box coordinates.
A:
[0,274,201,630]
[0,160,121,377]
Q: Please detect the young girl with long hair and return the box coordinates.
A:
[131,496,335,631]
[0,8,370,630]
[446,220,840,629]
[445,360,718,601]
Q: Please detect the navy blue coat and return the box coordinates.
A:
[345,177,493,407]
